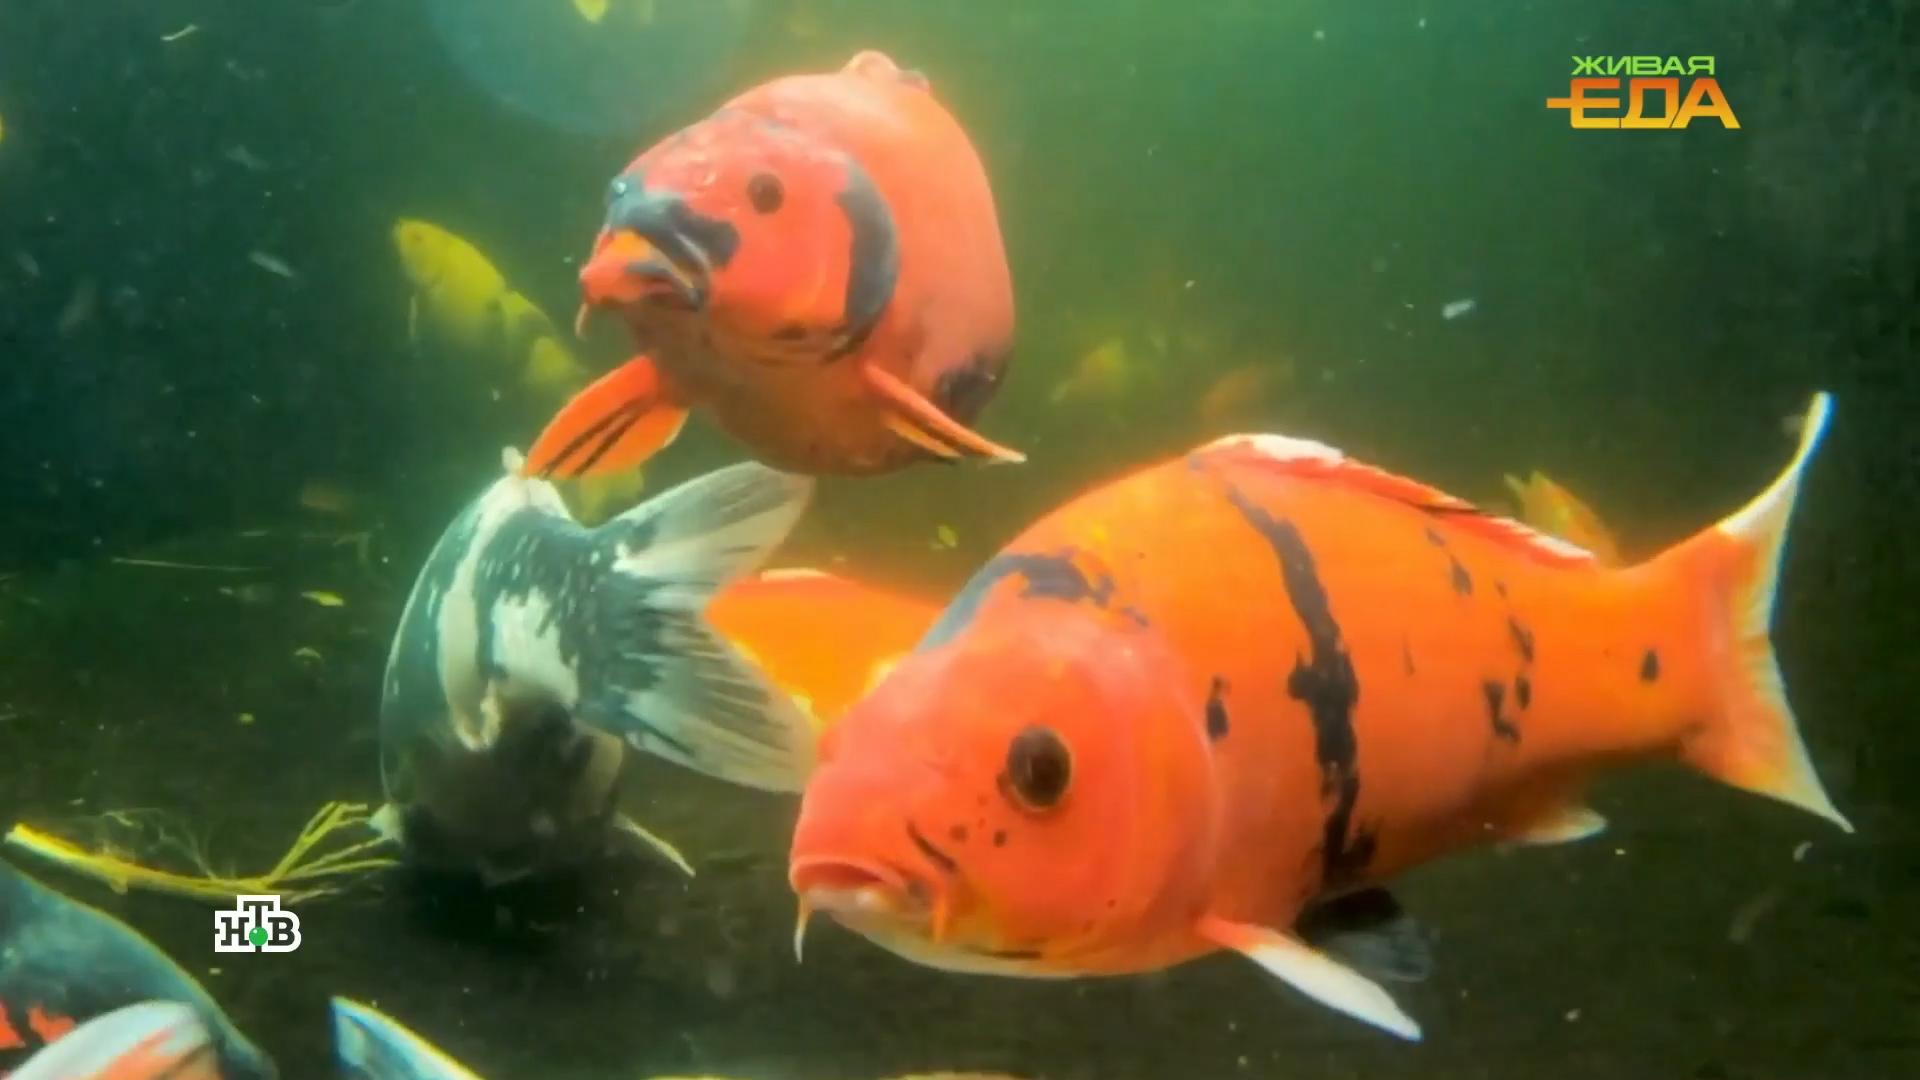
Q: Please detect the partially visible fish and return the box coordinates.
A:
[332,998,482,1080]
[1503,469,1624,566]
[375,447,817,885]
[0,860,276,1078]
[8,1001,220,1080]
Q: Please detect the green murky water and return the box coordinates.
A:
[0,2,1913,1078]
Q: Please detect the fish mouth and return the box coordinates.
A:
[577,227,709,317]
[791,854,948,963]
[790,855,928,916]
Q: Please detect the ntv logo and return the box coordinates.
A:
[214,895,302,954]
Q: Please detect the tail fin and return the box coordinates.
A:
[575,461,820,793]
[1664,391,1851,832]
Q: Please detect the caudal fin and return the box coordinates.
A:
[575,461,820,793]
[332,997,486,1080]
[1664,391,1851,833]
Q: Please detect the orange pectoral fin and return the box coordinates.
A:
[861,364,1025,465]
[522,355,689,479]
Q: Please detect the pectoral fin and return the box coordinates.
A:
[522,355,689,479]
[1196,913,1423,1041]
[861,363,1025,465]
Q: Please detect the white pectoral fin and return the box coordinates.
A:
[1197,913,1423,1042]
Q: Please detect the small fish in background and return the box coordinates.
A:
[526,49,1022,480]
[0,860,276,1078]
[390,218,589,392]
[1048,336,1133,406]
[1441,297,1477,320]
[571,0,610,23]
[1503,469,1624,566]
[791,392,1848,1041]
[375,447,818,886]
[297,478,359,516]
[57,279,97,336]
[1195,357,1294,428]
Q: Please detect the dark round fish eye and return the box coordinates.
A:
[1003,725,1071,812]
[746,171,784,214]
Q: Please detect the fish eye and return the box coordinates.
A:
[608,177,631,203]
[746,171,784,214]
[1002,725,1071,812]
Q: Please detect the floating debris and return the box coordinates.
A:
[248,250,297,279]
[300,590,346,608]
[112,556,259,573]
[933,524,958,550]
[1441,297,1478,320]
[1728,886,1785,945]
[160,23,199,43]
[223,144,269,172]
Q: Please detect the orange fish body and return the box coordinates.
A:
[790,394,1848,1040]
[1504,469,1624,565]
[708,567,941,734]
[526,50,1022,480]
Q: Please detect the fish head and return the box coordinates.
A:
[581,111,899,362]
[391,218,450,286]
[789,604,1220,974]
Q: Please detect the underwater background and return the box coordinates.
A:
[0,1,1914,1077]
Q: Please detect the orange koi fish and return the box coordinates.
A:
[708,568,941,736]
[1504,469,1624,565]
[526,50,1022,480]
[789,393,1849,1040]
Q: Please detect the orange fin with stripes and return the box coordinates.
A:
[862,363,1025,465]
[1658,391,1851,833]
[522,355,688,480]
[1194,432,1600,569]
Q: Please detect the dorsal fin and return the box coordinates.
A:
[1194,433,1600,569]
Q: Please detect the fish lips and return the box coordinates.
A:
[580,179,739,315]
[578,227,708,312]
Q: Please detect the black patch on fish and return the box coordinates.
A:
[1448,556,1473,596]
[772,323,810,342]
[1514,674,1532,710]
[1506,616,1535,662]
[1424,526,1447,547]
[1402,641,1416,675]
[827,160,899,362]
[1483,680,1520,743]
[1640,648,1660,682]
[1205,676,1231,741]
[1221,485,1374,886]
[1495,580,1509,599]
[607,176,740,273]
[917,548,1147,651]
[906,821,958,875]
[933,349,1008,425]
[1295,887,1433,984]
[992,829,1008,847]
